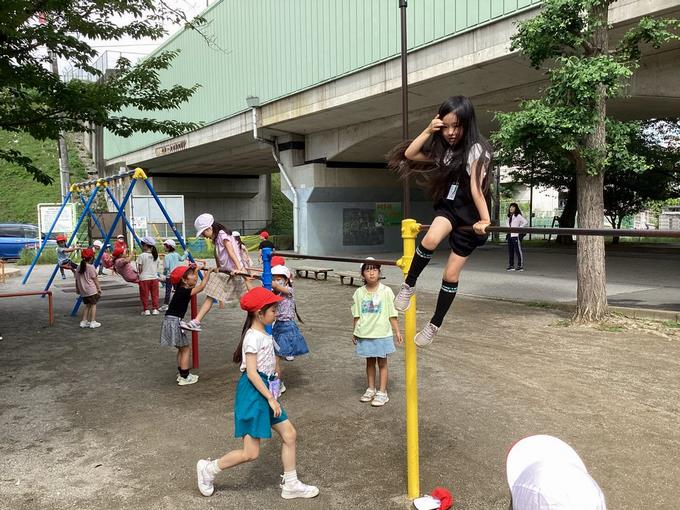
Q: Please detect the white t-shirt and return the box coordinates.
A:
[137,252,158,281]
[443,142,490,178]
[239,328,276,376]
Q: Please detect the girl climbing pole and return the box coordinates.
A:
[389,95,493,347]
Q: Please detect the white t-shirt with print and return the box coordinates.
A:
[239,328,276,376]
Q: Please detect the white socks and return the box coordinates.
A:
[282,470,298,486]
[207,459,221,476]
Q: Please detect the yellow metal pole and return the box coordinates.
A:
[397,218,421,499]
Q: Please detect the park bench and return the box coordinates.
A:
[334,270,363,286]
[294,266,334,280]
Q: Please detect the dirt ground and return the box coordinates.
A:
[1,270,679,509]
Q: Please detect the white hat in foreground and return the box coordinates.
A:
[92,240,103,248]
[507,435,606,510]
[163,239,176,248]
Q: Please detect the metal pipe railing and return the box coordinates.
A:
[420,224,680,238]
[0,291,53,326]
[273,251,398,266]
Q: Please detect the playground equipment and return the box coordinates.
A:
[21,168,203,367]
[0,291,53,326]
[268,218,680,500]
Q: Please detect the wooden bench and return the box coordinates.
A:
[335,270,363,286]
[294,266,334,280]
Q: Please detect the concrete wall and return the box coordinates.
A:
[146,174,271,236]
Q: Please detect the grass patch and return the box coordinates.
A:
[0,131,87,225]
[597,323,626,333]
[525,300,556,309]
[663,321,680,329]
[554,319,571,327]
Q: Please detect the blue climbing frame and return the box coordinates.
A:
[70,167,201,316]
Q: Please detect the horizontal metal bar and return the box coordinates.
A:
[274,251,398,266]
[419,223,680,238]
[462,226,680,238]
[72,169,136,187]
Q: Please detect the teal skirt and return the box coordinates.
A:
[234,372,288,439]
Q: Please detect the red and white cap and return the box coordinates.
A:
[506,435,606,510]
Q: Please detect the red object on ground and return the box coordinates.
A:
[431,487,453,510]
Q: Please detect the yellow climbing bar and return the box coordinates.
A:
[132,167,147,180]
[398,218,421,499]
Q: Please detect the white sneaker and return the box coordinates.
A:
[196,459,215,497]
[280,382,286,394]
[89,321,101,329]
[280,479,320,499]
[142,310,151,316]
[371,391,389,407]
[414,323,439,347]
[394,282,415,311]
[151,309,159,315]
[360,388,376,402]
[178,373,199,386]
[180,319,202,332]
[285,356,295,361]
[159,305,169,312]
[79,321,90,328]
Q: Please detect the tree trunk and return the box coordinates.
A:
[557,178,577,245]
[574,1,609,322]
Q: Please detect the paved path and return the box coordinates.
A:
[301,244,680,312]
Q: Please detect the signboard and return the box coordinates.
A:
[132,216,148,231]
[375,202,402,227]
[38,203,76,235]
[131,195,185,240]
[154,139,187,157]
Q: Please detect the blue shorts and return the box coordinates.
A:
[234,372,288,439]
[273,320,309,357]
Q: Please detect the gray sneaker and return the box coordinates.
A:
[414,323,439,347]
[394,283,415,312]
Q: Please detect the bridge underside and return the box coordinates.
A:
[105,1,680,252]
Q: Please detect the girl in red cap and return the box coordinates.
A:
[75,248,102,329]
[55,234,81,279]
[160,264,214,385]
[196,287,319,500]
[112,246,139,284]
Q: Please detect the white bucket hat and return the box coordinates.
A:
[116,234,125,239]
[163,239,176,248]
[194,213,214,237]
[140,236,155,246]
[232,231,241,237]
[92,240,103,248]
[507,435,606,510]
[271,265,291,280]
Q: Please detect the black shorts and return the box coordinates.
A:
[434,207,488,258]
[83,293,101,305]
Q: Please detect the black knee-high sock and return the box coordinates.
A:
[179,367,190,378]
[405,243,434,287]
[430,280,458,327]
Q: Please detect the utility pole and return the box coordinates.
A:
[48,51,71,201]
[399,0,410,218]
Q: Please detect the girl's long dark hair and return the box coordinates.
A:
[233,302,276,364]
[143,242,158,261]
[78,255,94,274]
[387,96,492,202]
[508,202,523,217]
[210,222,232,243]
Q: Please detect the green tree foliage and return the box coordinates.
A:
[0,1,205,184]
[493,0,679,321]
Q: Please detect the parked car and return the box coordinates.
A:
[0,223,55,259]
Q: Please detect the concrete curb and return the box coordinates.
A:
[1,267,22,280]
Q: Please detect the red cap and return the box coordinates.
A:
[259,231,269,239]
[431,487,453,510]
[56,234,67,242]
[169,265,195,285]
[271,255,285,267]
[239,286,283,312]
[112,245,125,257]
[81,248,95,260]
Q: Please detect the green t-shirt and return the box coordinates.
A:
[351,283,397,339]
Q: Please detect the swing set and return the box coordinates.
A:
[21,167,203,364]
